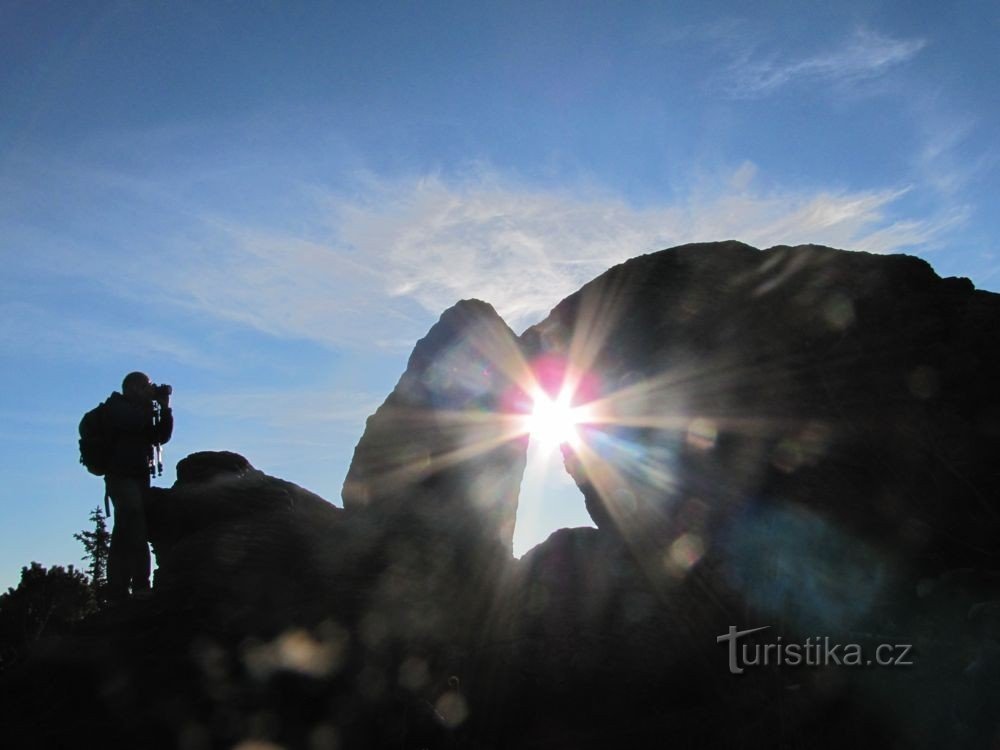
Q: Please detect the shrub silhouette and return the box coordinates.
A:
[0,562,94,671]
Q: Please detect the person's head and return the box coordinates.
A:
[122,371,154,402]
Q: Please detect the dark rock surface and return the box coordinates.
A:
[501,241,1000,746]
[343,298,527,556]
[146,451,350,631]
[338,299,530,692]
[2,242,999,748]
[522,241,1000,575]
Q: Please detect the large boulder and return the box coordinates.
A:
[146,451,352,631]
[521,241,1000,577]
[343,299,528,553]
[339,300,533,691]
[495,241,1000,748]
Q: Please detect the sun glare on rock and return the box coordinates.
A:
[526,388,585,449]
[511,355,602,452]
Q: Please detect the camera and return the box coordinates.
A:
[153,383,173,400]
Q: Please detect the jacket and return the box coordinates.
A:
[102,391,173,479]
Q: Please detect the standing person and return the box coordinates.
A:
[103,371,173,601]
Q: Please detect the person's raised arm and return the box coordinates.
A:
[154,389,173,444]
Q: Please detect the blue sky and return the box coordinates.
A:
[1,1,998,591]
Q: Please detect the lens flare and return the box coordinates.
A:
[526,388,582,448]
[510,354,602,452]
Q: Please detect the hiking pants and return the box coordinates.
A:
[105,474,151,597]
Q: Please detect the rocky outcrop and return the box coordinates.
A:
[2,242,999,749]
[145,451,351,631]
[523,241,1000,571]
[338,300,532,703]
[343,299,528,557]
[500,241,1000,746]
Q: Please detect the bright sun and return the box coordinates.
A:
[526,389,583,449]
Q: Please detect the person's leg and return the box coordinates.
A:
[105,477,128,601]
[105,475,149,596]
[131,484,151,594]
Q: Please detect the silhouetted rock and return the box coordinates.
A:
[506,241,1000,747]
[2,242,999,749]
[145,451,350,631]
[174,449,256,485]
[523,241,1000,572]
[343,299,527,555]
[337,300,532,715]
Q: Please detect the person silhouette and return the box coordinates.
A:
[102,371,173,601]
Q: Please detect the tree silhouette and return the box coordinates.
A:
[73,506,110,605]
[0,562,93,671]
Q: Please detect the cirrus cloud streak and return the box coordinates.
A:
[150,164,963,345]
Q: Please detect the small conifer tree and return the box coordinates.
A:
[73,506,111,605]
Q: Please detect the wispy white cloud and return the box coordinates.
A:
[725,28,925,98]
[911,107,996,199]
[333,167,958,327]
[147,164,961,341]
[154,225,422,348]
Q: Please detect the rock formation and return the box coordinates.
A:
[1,242,999,749]
[523,241,1000,578]
[343,298,527,556]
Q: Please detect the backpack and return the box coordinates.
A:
[79,402,110,476]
